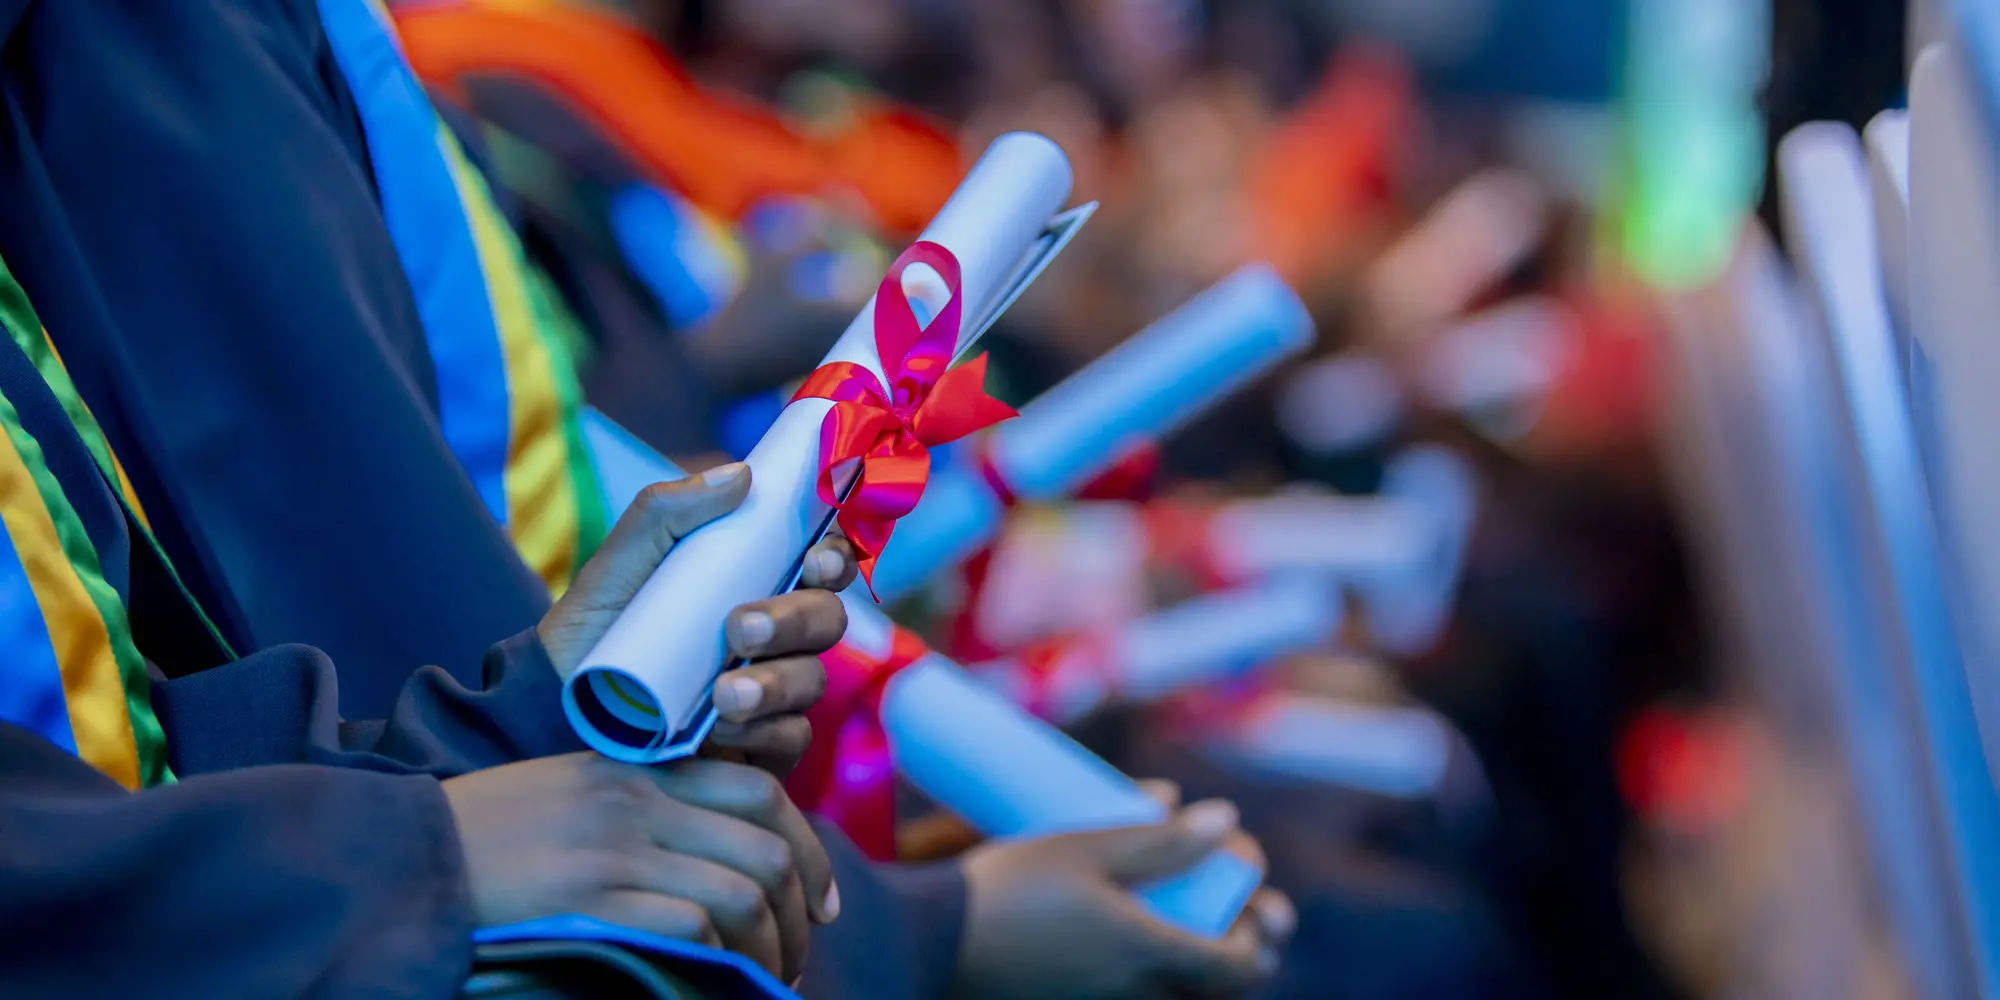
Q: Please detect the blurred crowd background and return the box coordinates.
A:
[389,0,1935,996]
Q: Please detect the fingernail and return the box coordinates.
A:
[702,462,748,486]
[814,548,845,583]
[732,610,776,650]
[1257,946,1281,975]
[1259,893,1297,939]
[1182,800,1238,841]
[714,675,762,716]
[819,881,842,922]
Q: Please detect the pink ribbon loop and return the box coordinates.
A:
[792,242,1018,593]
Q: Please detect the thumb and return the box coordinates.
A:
[1061,799,1240,886]
[562,462,752,612]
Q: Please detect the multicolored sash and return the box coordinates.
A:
[321,0,607,594]
[0,264,173,790]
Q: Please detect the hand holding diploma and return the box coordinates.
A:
[790,592,1271,940]
[564,133,1088,762]
[954,793,1295,1000]
[540,463,859,776]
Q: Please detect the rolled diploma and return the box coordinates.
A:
[1203,495,1443,586]
[867,264,1316,602]
[1351,447,1479,655]
[880,651,1265,938]
[980,574,1341,721]
[566,133,1074,762]
[1114,574,1341,700]
[582,406,684,513]
[1220,696,1453,799]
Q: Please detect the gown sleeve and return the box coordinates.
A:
[0,720,475,999]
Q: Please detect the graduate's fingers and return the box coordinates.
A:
[618,849,784,978]
[1247,889,1297,949]
[541,464,752,674]
[578,889,720,948]
[575,465,752,601]
[1137,779,1182,811]
[725,589,847,660]
[1112,894,1271,999]
[645,759,841,925]
[647,796,813,979]
[711,657,828,723]
[1056,800,1237,886]
[798,535,858,591]
[708,716,815,776]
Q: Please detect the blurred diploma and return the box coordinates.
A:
[854,595,1265,938]
[564,133,1093,763]
[866,264,1317,602]
[980,575,1342,724]
[974,447,1476,653]
[1214,695,1456,799]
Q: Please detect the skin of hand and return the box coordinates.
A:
[952,788,1297,1000]
[537,462,859,776]
[442,752,839,982]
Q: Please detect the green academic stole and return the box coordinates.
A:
[321,0,608,596]
[0,267,173,790]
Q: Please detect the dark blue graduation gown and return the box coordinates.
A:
[0,4,964,998]
[0,0,550,718]
[0,319,581,998]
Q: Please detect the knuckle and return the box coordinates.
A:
[744,831,795,890]
[776,716,814,752]
[714,872,768,927]
[637,480,685,514]
[690,910,719,945]
[740,768,786,816]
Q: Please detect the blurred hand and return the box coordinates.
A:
[954,790,1294,1000]
[538,463,858,775]
[442,753,840,981]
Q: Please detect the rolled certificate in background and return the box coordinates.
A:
[1179,447,1477,654]
[972,447,1475,652]
[880,652,1266,938]
[1209,695,1456,799]
[982,574,1342,723]
[867,264,1317,602]
[1352,446,1480,656]
[566,133,1077,762]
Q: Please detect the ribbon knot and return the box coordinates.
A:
[792,242,1017,593]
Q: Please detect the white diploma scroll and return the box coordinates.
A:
[981,574,1342,723]
[972,447,1475,653]
[1350,447,1480,655]
[566,134,1089,762]
[984,263,1315,500]
[1213,696,1455,799]
[879,651,1266,938]
[867,264,1316,602]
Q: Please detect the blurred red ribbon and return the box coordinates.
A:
[787,627,933,860]
[792,241,1017,594]
[1012,632,1120,722]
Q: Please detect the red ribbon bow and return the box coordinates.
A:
[792,242,1017,593]
[786,627,933,860]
